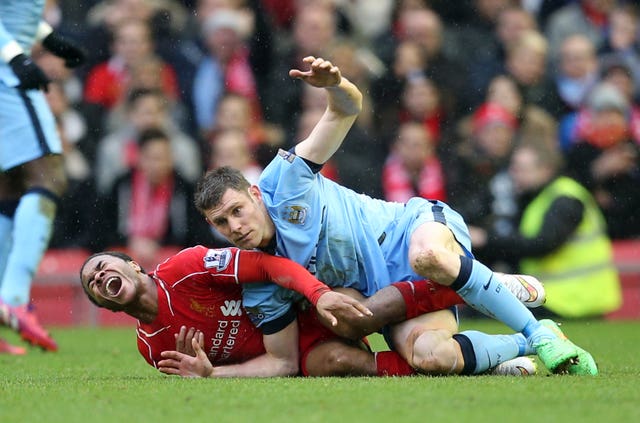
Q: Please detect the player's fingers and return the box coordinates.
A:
[352,301,373,316]
[302,55,316,63]
[198,331,205,348]
[318,60,334,70]
[192,336,204,356]
[160,350,184,360]
[321,311,338,327]
[158,367,181,375]
[311,57,326,68]
[157,358,180,368]
[175,326,187,350]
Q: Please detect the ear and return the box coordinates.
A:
[248,185,262,201]
[129,261,142,272]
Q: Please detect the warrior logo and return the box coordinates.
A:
[220,300,243,317]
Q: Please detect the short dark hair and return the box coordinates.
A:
[194,166,251,215]
[125,87,165,109]
[79,251,145,307]
[137,127,169,147]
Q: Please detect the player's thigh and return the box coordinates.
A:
[0,86,63,177]
[0,170,25,198]
[303,340,376,377]
[389,308,458,363]
[20,154,67,195]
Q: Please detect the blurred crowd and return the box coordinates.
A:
[41,0,640,271]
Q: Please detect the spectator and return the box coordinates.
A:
[83,18,179,111]
[382,121,446,203]
[445,102,520,245]
[471,141,622,319]
[545,0,616,61]
[262,3,338,135]
[457,74,558,152]
[98,128,214,267]
[503,30,564,116]
[467,5,538,109]
[559,55,640,151]
[553,34,600,112]
[191,9,261,138]
[94,88,201,195]
[598,4,640,96]
[565,82,640,239]
[398,72,445,145]
[208,129,262,185]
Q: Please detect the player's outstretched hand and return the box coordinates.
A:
[315,291,373,327]
[158,331,213,378]
[289,56,341,88]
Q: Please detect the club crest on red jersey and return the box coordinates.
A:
[204,248,232,271]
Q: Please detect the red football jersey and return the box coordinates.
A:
[136,246,266,368]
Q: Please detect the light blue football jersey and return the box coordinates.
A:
[0,0,45,87]
[242,149,472,327]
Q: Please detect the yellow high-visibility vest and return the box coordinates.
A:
[519,177,621,318]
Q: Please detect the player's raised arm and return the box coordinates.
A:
[291,56,363,164]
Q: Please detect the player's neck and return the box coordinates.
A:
[126,275,159,323]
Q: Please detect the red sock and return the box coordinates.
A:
[392,280,464,320]
[375,351,416,376]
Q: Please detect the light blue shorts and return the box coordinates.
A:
[0,83,61,171]
[380,197,474,283]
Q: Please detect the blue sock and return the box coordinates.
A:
[0,190,57,306]
[451,256,541,335]
[454,331,534,374]
[0,209,15,281]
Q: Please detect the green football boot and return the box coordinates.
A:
[538,319,598,375]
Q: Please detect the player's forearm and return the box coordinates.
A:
[209,354,299,378]
[294,77,362,164]
[210,320,300,377]
[325,76,363,117]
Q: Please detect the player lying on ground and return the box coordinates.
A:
[80,246,538,377]
[195,56,597,376]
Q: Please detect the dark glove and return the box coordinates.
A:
[41,32,86,68]
[8,54,50,91]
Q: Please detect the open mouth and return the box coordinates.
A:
[105,276,122,297]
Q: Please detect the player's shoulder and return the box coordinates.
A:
[157,245,240,277]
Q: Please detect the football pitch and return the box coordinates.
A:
[1,319,638,423]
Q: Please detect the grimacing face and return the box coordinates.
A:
[203,187,272,250]
[81,254,143,311]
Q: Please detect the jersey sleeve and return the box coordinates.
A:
[260,149,318,204]
[236,250,330,306]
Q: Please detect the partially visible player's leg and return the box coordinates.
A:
[0,88,66,352]
[407,220,588,374]
[390,309,536,376]
[303,340,415,377]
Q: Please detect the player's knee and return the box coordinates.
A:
[408,329,457,375]
[322,346,357,375]
[410,244,445,275]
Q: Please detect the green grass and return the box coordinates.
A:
[1,320,639,423]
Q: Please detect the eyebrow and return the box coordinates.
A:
[85,260,104,284]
